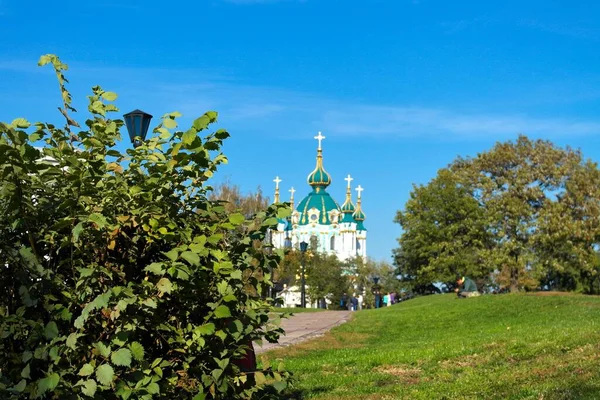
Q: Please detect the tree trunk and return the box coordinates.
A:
[510,258,519,292]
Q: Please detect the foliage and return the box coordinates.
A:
[276,251,350,309]
[261,293,600,399]
[0,55,290,399]
[208,180,270,219]
[394,135,600,293]
[394,169,490,290]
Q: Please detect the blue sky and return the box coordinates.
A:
[2,0,600,261]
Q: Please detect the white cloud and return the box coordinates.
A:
[5,59,600,141]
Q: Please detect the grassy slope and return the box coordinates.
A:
[260,293,600,399]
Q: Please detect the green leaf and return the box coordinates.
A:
[145,382,160,394]
[181,251,200,266]
[94,342,111,358]
[111,348,132,367]
[72,222,84,242]
[81,379,97,397]
[214,305,231,319]
[254,371,266,385]
[44,321,59,339]
[143,298,157,308]
[101,91,117,101]
[156,278,173,295]
[195,323,215,336]
[88,213,108,229]
[128,342,145,361]
[277,207,291,219]
[22,351,32,363]
[229,213,245,225]
[79,268,94,278]
[96,364,114,386]
[66,332,84,350]
[164,249,178,261]
[192,115,211,132]
[13,379,26,392]
[163,118,177,129]
[144,263,164,276]
[182,128,197,145]
[37,372,60,394]
[78,363,95,376]
[273,380,287,392]
[11,118,31,128]
[21,364,30,379]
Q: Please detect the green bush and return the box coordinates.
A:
[0,55,290,399]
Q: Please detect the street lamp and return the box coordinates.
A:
[299,241,308,308]
[123,109,153,148]
[266,229,274,300]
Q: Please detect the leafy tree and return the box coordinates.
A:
[394,135,600,293]
[0,55,290,399]
[394,169,490,290]
[208,180,270,219]
[458,136,587,292]
[535,159,600,292]
[305,253,349,309]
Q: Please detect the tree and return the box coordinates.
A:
[458,136,587,292]
[394,169,490,290]
[394,135,600,293]
[305,253,349,308]
[208,180,270,218]
[535,159,600,292]
[0,55,290,399]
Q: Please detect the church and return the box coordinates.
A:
[271,132,367,261]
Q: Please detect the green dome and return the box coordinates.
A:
[296,188,341,225]
[340,187,355,214]
[356,220,366,231]
[307,149,332,188]
[353,196,366,230]
[341,212,357,224]
[353,208,366,221]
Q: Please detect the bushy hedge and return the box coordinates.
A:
[0,55,289,399]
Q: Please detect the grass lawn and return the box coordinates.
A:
[260,293,600,399]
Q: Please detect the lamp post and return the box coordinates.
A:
[266,229,274,300]
[123,109,153,148]
[300,241,308,308]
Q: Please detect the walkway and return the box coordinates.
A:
[255,310,353,354]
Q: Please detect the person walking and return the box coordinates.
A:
[383,292,390,307]
[340,292,348,310]
[351,293,359,311]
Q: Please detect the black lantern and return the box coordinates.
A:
[299,241,308,253]
[123,109,153,148]
[299,241,308,307]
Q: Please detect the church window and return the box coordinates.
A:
[330,236,335,251]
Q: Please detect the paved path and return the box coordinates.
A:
[255,310,353,354]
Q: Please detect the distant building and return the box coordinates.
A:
[271,132,367,261]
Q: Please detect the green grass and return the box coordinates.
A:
[260,293,600,399]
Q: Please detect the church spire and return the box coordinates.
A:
[307,132,332,190]
[273,176,282,203]
[289,187,295,210]
[341,174,356,214]
[353,185,366,229]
